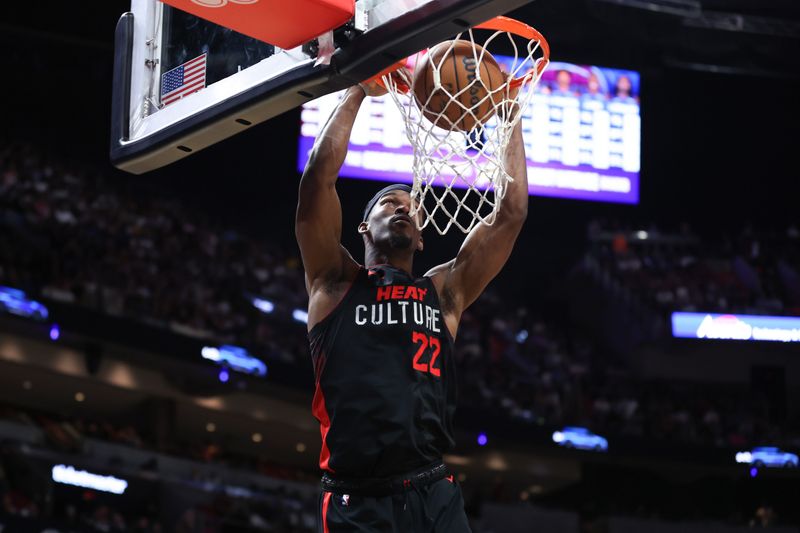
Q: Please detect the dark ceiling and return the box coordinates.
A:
[509,0,800,77]
[4,1,799,76]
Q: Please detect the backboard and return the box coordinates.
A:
[110,0,538,174]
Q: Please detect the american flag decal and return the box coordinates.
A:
[160,53,207,107]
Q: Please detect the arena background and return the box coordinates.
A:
[1,1,799,532]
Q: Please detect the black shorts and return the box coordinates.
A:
[318,474,471,532]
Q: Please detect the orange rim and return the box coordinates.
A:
[367,59,411,92]
[364,15,549,93]
[474,16,550,89]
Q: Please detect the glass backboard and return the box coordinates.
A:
[110,0,539,174]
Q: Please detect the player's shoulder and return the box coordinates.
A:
[308,247,361,292]
[423,259,454,286]
[306,257,362,331]
[423,260,459,312]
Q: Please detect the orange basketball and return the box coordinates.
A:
[412,40,504,132]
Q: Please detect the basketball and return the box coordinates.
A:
[412,40,505,131]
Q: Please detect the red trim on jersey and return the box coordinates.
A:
[308,270,367,473]
[312,384,334,472]
[321,492,332,533]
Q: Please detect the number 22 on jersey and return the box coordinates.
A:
[412,331,441,377]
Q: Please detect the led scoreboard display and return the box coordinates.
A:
[298,61,641,204]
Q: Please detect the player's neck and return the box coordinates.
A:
[364,249,414,277]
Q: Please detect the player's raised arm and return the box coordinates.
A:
[295,86,367,289]
[428,119,529,332]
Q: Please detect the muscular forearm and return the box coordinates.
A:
[304,86,366,185]
[501,120,529,220]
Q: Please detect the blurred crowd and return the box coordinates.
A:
[1,142,799,532]
[0,143,307,364]
[1,460,317,533]
[454,289,799,450]
[0,403,318,532]
[0,404,318,486]
[2,400,794,533]
[585,219,800,317]
[1,143,799,457]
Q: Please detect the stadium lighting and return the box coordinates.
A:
[750,467,758,478]
[734,447,798,468]
[52,464,128,495]
[672,312,800,343]
[49,324,60,341]
[0,286,49,321]
[477,433,488,446]
[552,427,609,451]
[636,230,648,240]
[202,346,221,361]
[251,297,275,314]
[201,345,267,377]
[735,451,752,464]
[293,309,309,324]
[218,368,230,383]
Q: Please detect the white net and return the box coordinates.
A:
[381,18,549,234]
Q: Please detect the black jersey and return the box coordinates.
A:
[309,265,457,478]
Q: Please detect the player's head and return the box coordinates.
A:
[358,184,424,256]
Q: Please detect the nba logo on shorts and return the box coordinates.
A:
[341,494,350,506]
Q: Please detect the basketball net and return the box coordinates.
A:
[380,18,549,235]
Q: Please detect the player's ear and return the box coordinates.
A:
[417,234,424,252]
[358,221,369,234]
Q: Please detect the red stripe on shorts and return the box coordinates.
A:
[322,492,332,533]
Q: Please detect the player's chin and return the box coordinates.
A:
[388,232,413,250]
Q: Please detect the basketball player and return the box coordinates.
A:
[295,74,529,532]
